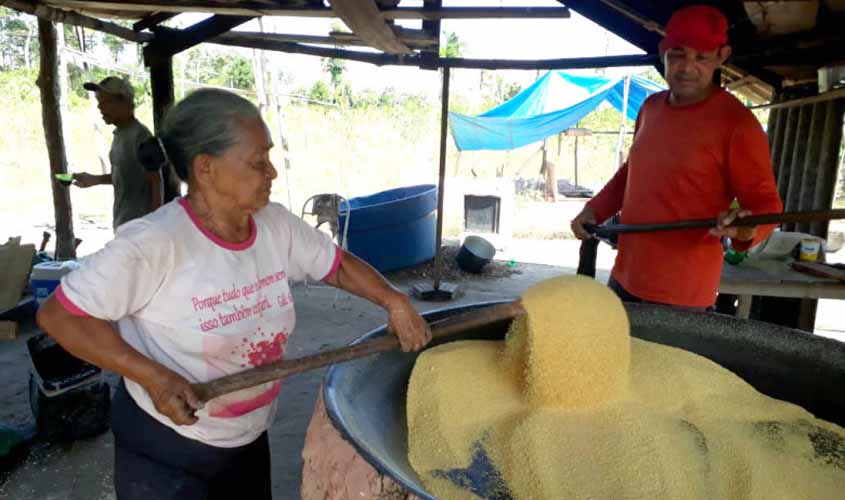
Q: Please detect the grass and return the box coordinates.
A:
[1,76,612,247]
[6,70,840,249]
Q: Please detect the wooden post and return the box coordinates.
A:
[783,104,812,231]
[270,60,294,209]
[838,127,845,202]
[615,75,631,167]
[776,105,799,199]
[149,54,174,135]
[37,18,76,260]
[252,18,268,112]
[432,66,450,290]
[541,138,547,166]
[811,98,845,238]
[556,131,563,176]
[574,135,579,186]
[796,103,825,234]
[147,52,181,202]
[452,150,462,177]
[56,23,70,147]
[541,138,557,202]
[541,138,547,197]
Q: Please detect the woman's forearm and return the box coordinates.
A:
[324,251,430,352]
[325,251,408,310]
[36,295,169,388]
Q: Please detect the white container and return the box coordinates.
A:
[818,65,845,93]
[30,260,79,305]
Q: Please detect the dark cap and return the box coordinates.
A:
[83,76,135,102]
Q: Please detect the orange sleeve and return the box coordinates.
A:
[727,116,784,251]
[586,162,628,224]
[585,106,645,224]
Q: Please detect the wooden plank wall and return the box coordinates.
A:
[763,91,845,330]
[768,94,845,237]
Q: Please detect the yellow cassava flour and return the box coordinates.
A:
[407,275,845,499]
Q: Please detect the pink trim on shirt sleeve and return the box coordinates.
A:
[55,284,90,317]
[322,246,343,282]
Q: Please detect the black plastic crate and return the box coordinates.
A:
[29,376,110,441]
[26,333,110,441]
[26,333,100,396]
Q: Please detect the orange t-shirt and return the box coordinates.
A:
[587,88,783,307]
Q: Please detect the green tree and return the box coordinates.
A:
[63,24,96,53]
[321,56,347,105]
[0,8,37,69]
[642,66,666,86]
[320,20,350,104]
[181,48,255,90]
[503,82,522,101]
[308,80,331,103]
[493,75,521,103]
[439,31,465,58]
[378,86,397,107]
[102,33,125,63]
[322,57,346,89]
[219,56,254,89]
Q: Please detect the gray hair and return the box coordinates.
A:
[158,88,261,181]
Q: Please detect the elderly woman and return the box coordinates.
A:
[36,88,432,500]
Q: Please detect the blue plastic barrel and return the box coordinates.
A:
[338,185,437,273]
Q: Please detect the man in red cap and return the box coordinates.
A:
[570,4,783,309]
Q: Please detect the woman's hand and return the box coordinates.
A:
[324,251,431,351]
[143,368,205,426]
[386,294,432,352]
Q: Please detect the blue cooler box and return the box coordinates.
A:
[30,261,79,307]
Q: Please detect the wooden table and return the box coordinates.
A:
[720,260,845,319]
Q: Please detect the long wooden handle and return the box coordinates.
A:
[191,301,525,403]
[584,209,845,238]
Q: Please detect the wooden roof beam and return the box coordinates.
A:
[386,6,570,20]
[206,34,659,71]
[329,0,409,54]
[419,0,441,70]
[144,14,253,59]
[43,1,570,19]
[331,27,438,48]
[2,0,150,42]
[215,30,437,50]
[132,11,176,32]
[437,53,658,71]
[208,38,405,66]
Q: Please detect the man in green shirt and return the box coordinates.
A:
[73,76,163,229]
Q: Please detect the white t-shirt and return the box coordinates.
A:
[57,198,340,448]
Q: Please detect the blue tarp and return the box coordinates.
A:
[449,71,665,151]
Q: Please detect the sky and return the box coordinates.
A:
[177,0,649,97]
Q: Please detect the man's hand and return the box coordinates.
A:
[570,206,597,240]
[710,209,756,242]
[143,367,204,426]
[72,172,101,188]
[386,294,432,353]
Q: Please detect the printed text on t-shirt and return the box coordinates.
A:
[191,270,292,333]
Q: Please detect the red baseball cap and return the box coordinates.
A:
[659,5,728,54]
